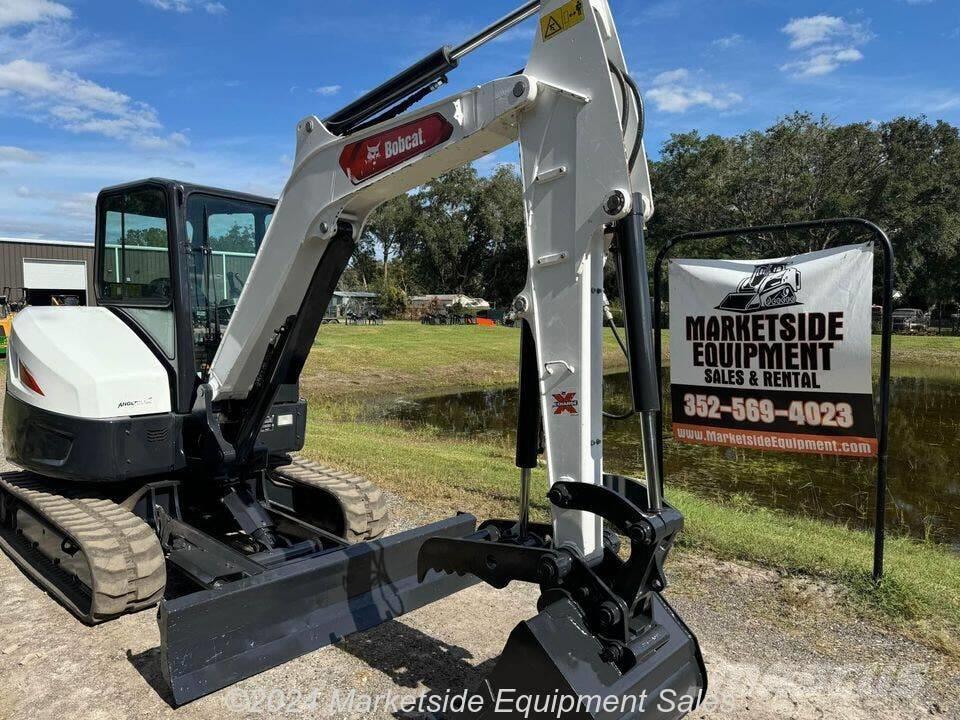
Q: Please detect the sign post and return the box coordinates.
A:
[651,219,895,582]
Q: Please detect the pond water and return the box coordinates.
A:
[372,367,960,547]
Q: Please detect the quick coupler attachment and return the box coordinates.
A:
[159,513,481,705]
[418,475,707,719]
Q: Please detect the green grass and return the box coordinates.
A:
[672,489,960,656]
[303,322,629,402]
[875,334,960,369]
[298,323,960,657]
[305,323,960,403]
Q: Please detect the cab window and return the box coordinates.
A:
[100,188,171,303]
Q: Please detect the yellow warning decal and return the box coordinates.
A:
[541,0,586,41]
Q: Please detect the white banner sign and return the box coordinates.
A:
[668,243,877,457]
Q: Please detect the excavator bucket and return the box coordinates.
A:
[465,595,706,720]
[419,477,708,720]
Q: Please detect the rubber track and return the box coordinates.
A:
[0,473,165,624]
[270,455,389,543]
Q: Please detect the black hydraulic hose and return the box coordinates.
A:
[608,313,629,358]
[515,320,542,468]
[622,70,645,171]
[608,62,630,136]
[608,62,645,172]
[349,77,449,135]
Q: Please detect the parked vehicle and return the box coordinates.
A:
[0,288,27,357]
[892,308,928,333]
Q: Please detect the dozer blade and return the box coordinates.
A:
[457,595,707,720]
[159,513,480,705]
[715,291,758,312]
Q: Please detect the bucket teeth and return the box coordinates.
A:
[0,472,166,623]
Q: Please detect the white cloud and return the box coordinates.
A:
[143,0,191,11]
[54,191,97,220]
[0,144,293,241]
[781,15,871,78]
[0,12,137,73]
[314,84,342,97]
[0,145,42,163]
[0,59,188,148]
[0,0,71,29]
[781,48,864,78]
[783,16,846,49]
[653,69,690,84]
[648,68,742,113]
[143,0,228,14]
[931,96,960,112]
[713,34,743,49]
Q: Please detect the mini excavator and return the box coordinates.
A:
[0,1,706,715]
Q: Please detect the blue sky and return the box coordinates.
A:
[0,0,957,242]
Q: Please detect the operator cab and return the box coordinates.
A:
[4,179,302,483]
[95,179,277,414]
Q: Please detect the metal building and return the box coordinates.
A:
[0,237,95,306]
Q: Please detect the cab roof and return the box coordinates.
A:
[97,177,277,208]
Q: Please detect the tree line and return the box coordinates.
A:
[344,113,960,317]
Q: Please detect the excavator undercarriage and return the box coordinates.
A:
[0,454,389,625]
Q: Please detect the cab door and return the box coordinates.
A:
[182,193,273,378]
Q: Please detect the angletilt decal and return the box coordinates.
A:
[668,244,878,458]
[339,113,454,185]
[553,391,579,415]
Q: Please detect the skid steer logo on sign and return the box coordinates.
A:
[716,261,802,313]
[339,113,454,184]
[553,391,579,415]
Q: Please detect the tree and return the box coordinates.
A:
[123,227,168,247]
[377,281,409,318]
[407,167,486,295]
[341,232,379,291]
[648,114,960,307]
[211,223,257,254]
[362,195,419,286]
[477,166,527,308]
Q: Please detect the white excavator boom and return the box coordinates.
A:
[209,0,649,560]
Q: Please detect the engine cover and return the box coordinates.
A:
[7,307,171,419]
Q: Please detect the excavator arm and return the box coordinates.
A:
[209,0,654,562]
